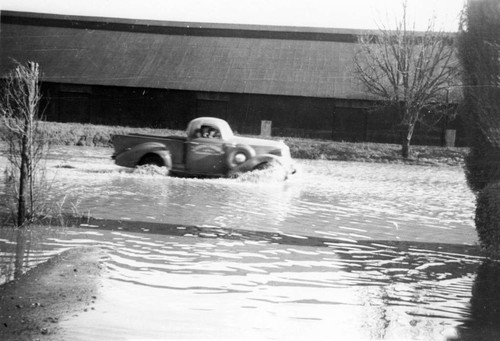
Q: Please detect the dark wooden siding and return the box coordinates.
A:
[41,83,466,146]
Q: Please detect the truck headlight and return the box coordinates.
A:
[234,152,247,164]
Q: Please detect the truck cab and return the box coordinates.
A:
[185,118,232,175]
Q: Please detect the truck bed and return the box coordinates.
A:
[112,133,187,166]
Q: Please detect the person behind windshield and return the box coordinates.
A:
[201,126,210,138]
[208,129,219,138]
[197,125,220,138]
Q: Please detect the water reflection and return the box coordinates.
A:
[451,260,500,341]
[1,222,499,339]
[1,228,34,282]
[0,227,74,283]
[14,229,27,279]
[0,228,21,283]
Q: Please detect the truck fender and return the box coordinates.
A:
[226,144,256,169]
[115,142,172,168]
[231,154,283,173]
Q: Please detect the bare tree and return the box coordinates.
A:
[353,1,460,157]
[0,61,47,227]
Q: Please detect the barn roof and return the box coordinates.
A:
[1,10,367,99]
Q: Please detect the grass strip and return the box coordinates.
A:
[1,121,468,166]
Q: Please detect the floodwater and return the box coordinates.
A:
[1,146,498,340]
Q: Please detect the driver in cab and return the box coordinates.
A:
[195,125,220,139]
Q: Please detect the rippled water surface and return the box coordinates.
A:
[41,146,476,245]
[1,146,494,340]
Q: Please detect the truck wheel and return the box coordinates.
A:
[139,154,164,167]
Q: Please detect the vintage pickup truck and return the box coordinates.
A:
[112,117,296,178]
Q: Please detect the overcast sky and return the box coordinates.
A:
[1,0,465,31]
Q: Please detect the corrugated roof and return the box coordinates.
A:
[0,11,367,99]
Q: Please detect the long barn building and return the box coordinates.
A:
[1,11,464,145]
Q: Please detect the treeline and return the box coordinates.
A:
[459,0,500,253]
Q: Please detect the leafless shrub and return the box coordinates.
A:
[0,61,49,226]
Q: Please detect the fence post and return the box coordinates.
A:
[445,129,456,147]
[261,120,272,137]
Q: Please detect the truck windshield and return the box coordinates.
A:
[188,118,234,139]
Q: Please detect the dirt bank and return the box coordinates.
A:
[0,247,107,341]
